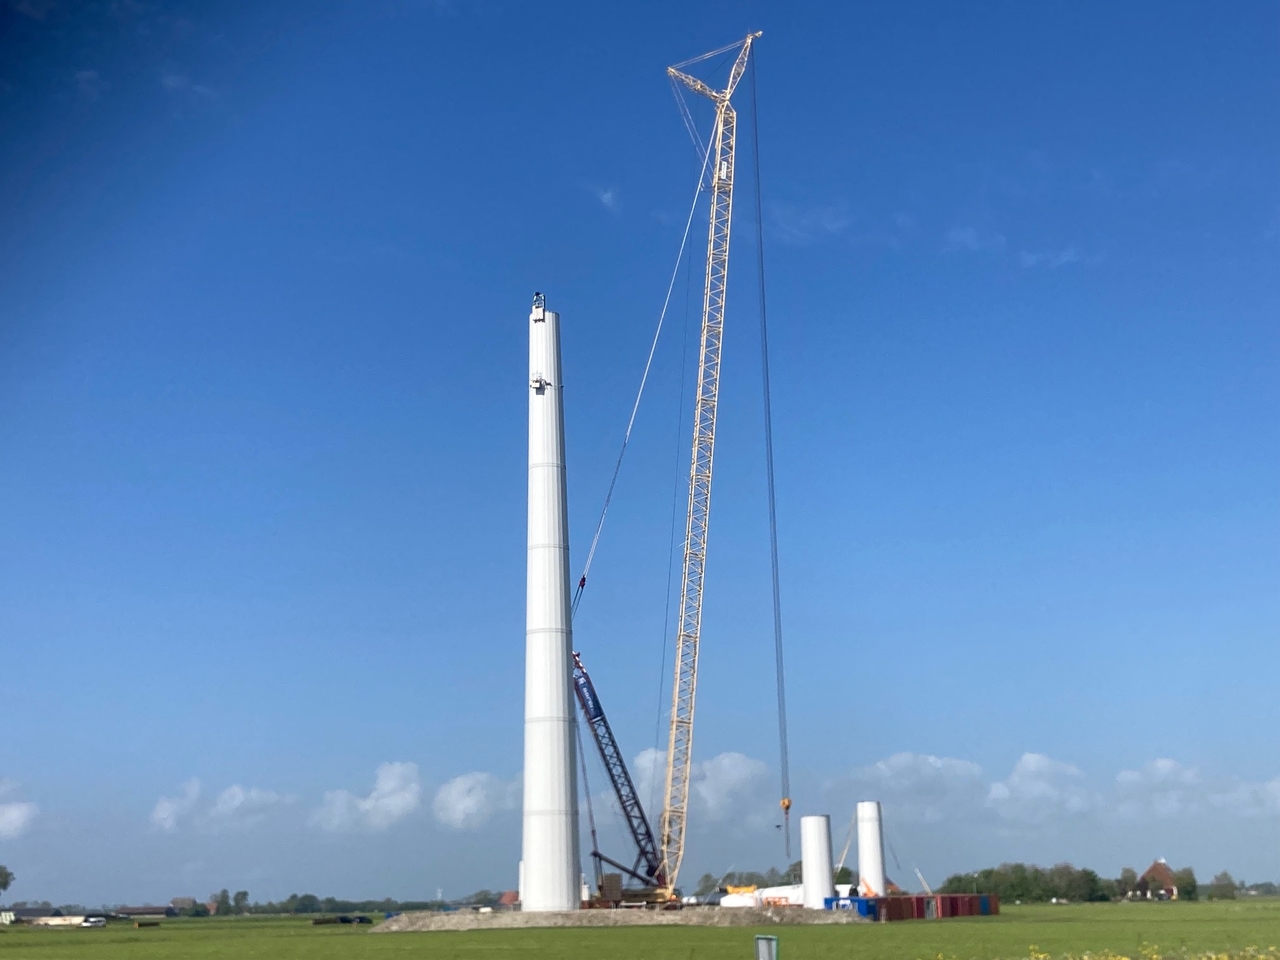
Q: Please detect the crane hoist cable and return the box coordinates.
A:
[747,47,793,863]
[569,140,715,620]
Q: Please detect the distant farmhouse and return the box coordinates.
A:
[1136,859,1180,900]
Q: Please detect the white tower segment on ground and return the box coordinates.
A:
[856,800,886,898]
[800,815,836,909]
[521,292,580,912]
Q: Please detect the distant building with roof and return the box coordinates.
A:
[1137,859,1179,900]
[116,905,176,919]
[0,907,62,925]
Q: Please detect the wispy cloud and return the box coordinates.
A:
[151,778,291,833]
[633,748,771,825]
[772,202,851,245]
[945,225,1006,253]
[312,762,422,832]
[432,772,519,830]
[826,752,1280,831]
[987,753,1099,822]
[0,803,36,839]
[151,779,201,832]
[591,187,620,213]
[843,752,986,823]
[1018,247,1082,269]
[206,785,289,832]
[9,0,56,19]
[0,779,38,840]
[1114,759,1280,821]
[74,69,107,101]
[160,70,215,100]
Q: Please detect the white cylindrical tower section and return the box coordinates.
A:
[856,800,886,898]
[521,292,580,912]
[800,815,836,909]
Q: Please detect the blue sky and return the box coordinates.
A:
[1,0,1277,904]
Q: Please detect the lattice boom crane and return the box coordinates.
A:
[658,31,761,898]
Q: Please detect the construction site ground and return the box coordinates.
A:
[375,906,867,932]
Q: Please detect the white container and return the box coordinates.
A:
[800,814,835,909]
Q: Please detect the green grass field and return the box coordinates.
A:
[1,901,1277,960]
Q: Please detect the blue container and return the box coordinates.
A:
[853,897,877,919]
[824,897,858,911]
[979,896,990,916]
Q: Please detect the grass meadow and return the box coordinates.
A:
[0,900,1276,960]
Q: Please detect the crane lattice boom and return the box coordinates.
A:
[658,32,761,897]
[571,651,664,888]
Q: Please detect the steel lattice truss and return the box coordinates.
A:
[659,33,760,896]
[571,652,664,887]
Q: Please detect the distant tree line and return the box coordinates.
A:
[938,863,1201,902]
[171,890,493,915]
[1202,872,1277,900]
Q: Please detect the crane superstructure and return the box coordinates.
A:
[658,31,762,897]
[571,651,664,890]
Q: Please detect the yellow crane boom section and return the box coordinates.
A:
[658,31,761,898]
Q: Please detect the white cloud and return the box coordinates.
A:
[630,748,769,824]
[432,772,519,830]
[1112,759,1280,821]
[1114,758,1202,819]
[843,752,987,823]
[152,778,290,833]
[694,752,769,821]
[205,785,287,831]
[1209,776,1280,818]
[0,801,38,839]
[151,779,201,832]
[1018,247,1081,268]
[633,747,665,812]
[593,187,620,212]
[827,752,1280,832]
[987,753,1099,822]
[313,762,422,832]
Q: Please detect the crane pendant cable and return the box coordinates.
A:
[570,141,715,619]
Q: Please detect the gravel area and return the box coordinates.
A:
[376,907,868,932]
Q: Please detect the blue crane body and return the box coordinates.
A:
[571,651,665,889]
